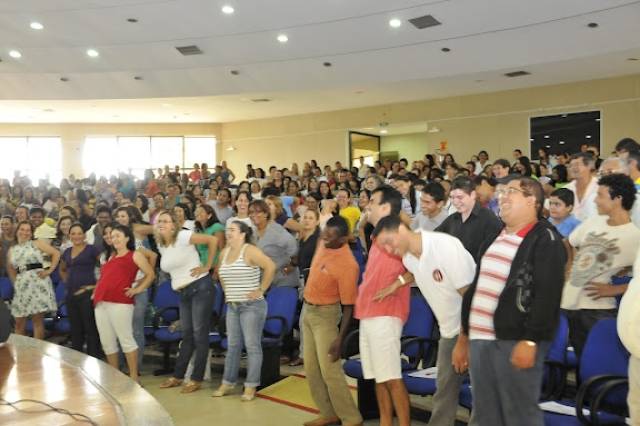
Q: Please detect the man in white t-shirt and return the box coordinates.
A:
[411,182,449,232]
[374,216,476,426]
[564,173,640,358]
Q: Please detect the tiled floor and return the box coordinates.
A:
[140,358,434,425]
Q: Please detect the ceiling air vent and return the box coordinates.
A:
[504,70,531,78]
[176,45,203,56]
[408,15,441,29]
[251,98,272,103]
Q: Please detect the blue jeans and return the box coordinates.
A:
[222,298,267,388]
[173,275,215,382]
[132,290,148,370]
[469,339,551,426]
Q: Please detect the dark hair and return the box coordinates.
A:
[478,150,489,158]
[136,195,149,213]
[235,190,253,204]
[493,158,511,169]
[68,222,85,236]
[55,215,74,241]
[28,207,45,217]
[550,188,575,207]
[451,176,476,194]
[111,224,136,251]
[627,150,640,172]
[372,214,406,239]
[552,165,568,183]
[249,199,271,220]
[517,156,533,176]
[318,181,333,199]
[174,203,194,220]
[473,175,497,188]
[60,205,78,220]
[153,191,166,199]
[615,138,640,153]
[96,205,112,216]
[230,220,253,244]
[512,177,545,218]
[262,186,282,198]
[195,203,219,231]
[1,215,14,223]
[598,173,637,211]
[570,152,596,169]
[14,220,35,242]
[371,185,402,215]
[307,192,322,202]
[325,215,349,238]
[514,149,522,155]
[336,187,351,198]
[421,182,445,203]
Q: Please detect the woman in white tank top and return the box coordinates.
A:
[213,220,276,401]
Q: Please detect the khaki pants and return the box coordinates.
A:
[630,356,640,426]
[303,303,362,425]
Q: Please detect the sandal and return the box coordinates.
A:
[180,381,202,393]
[211,383,234,397]
[159,377,183,389]
[240,387,256,402]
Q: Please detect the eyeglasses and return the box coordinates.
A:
[496,187,529,198]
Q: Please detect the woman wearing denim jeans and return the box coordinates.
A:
[155,210,219,394]
[213,221,276,401]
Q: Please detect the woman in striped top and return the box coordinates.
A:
[213,221,276,401]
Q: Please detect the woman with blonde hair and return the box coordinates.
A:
[156,210,219,393]
[265,195,301,233]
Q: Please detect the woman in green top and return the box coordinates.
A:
[194,204,225,268]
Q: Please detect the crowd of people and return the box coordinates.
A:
[1,136,640,426]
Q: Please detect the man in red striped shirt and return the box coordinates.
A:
[454,177,567,426]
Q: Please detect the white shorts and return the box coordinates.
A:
[359,316,403,383]
[95,302,137,355]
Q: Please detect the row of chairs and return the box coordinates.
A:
[146,280,299,387]
[341,290,630,425]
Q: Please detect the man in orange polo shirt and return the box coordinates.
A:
[303,216,363,426]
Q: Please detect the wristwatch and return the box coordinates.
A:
[397,274,407,286]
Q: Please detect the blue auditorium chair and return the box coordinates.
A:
[0,276,13,301]
[151,280,181,375]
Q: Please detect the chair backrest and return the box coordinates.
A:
[213,282,225,317]
[264,287,298,336]
[402,292,436,362]
[351,239,366,284]
[153,280,180,322]
[580,318,629,381]
[0,277,13,301]
[546,313,570,364]
[54,282,67,304]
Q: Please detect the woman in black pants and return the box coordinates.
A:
[59,223,102,357]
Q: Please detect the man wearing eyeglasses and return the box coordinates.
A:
[454,176,567,426]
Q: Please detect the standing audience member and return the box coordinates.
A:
[7,221,60,339]
[249,200,299,288]
[455,177,567,426]
[212,221,276,401]
[411,182,448,231]
[303,216,363,426]
[156,211,219,393]
[566,152,598,221]
[335,188,361,235]
[92,225,155,381]
[547,188,581,238]
[194,204,225,268]
[373,215,476,426]
[354,186,411,426]
[59,223,101,357]
[210,188,234,225]
[435,176,502,262]
[563,174,640,357]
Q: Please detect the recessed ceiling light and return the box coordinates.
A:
[586,135,592,139]
[230,70,240,75]
[559,141,565,145]
[9,50,22,59]
[59,77,69,82]
[595,118,601,121]
[545,145,551,148]
[544,135,550,139]
[441,47,451,53]
[380,129,388,134]
[30,22,44,30]
[323,62,332,67]
[277,34,288,43]
[134,75,143,80]
[222,5,235,14]
[587,22,599,28]
[389,19,402,28]
[127,18,138,23]
[628,58,639,61]
[86,49,99,58]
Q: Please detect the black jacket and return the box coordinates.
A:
[461,220,567,342]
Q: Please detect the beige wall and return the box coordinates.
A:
[220,73,640,173]
[381,132,429,163]
[0,123,220,177]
